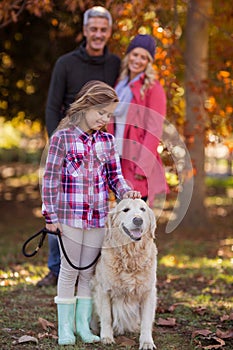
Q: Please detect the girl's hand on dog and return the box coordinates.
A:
[123,191,141,199]
[46,222,63,235]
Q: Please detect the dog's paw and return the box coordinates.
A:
[101,336,115,345]
[139,341,157,350]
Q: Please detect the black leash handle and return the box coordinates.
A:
[22,227,101,270]
[22,228,48,257]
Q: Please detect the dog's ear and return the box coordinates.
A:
[148,207,157,238]
[105,207,116,239]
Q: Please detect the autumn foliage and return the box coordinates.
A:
[0,0,232,140]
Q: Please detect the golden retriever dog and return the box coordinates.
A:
[91,198,157,350]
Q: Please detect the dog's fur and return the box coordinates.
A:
[91,198,157,350]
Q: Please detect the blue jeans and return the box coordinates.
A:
[48,234,60,276]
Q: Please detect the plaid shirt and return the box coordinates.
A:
[42,126,131,229]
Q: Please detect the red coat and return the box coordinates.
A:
[108,74,169,206]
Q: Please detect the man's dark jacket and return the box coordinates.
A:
[45,41,121,136]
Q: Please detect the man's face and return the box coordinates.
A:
[83,17,112,56]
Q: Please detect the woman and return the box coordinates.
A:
[108,34,168,206]
[41,80,140,345]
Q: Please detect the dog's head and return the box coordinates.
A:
[106,199,156,246]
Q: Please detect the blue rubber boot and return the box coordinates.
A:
[76,298,100,343]
[54,296,76,345]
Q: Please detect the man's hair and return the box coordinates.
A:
[83,6,112,26]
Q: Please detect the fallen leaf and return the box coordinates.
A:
[168,302,187,312]
[216,328,233,339]
[220,315,228,322]
[197,276,205,282]
[2,328,12,332]
[12,335,38,345]
[115,335,136,346]
[157,317,176,327]
[38,317,55,330]
[193,306,207,315]
[38,332,58,339]
[203,336,225,349]
[220,313,233,322]
[192,329,212,339]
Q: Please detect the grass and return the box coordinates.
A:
[0,162,233,349]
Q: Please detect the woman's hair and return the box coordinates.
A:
[119,52,156,98]
[57,80,118,130]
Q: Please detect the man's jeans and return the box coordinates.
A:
[48,234,60,276]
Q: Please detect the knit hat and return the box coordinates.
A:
[126,34,156,59]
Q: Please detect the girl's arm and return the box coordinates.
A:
[42,133,65,224]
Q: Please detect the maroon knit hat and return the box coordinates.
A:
[126,34,156,59]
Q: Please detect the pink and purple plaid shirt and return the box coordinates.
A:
[42,126,131,229]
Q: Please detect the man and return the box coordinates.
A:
[37,6,120,287]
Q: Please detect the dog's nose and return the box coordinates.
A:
[133,217,143,226]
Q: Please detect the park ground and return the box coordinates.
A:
[0,161,232,350]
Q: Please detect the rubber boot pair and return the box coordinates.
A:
[55,296,99,345]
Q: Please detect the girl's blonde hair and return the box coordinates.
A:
[119,52,155,98]
[57,80,119,130]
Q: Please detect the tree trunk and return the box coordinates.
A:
[182,0,212,228]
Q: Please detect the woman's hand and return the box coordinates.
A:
[123,190,141,199]
[46,222,63,235]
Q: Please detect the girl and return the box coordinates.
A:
[41,80,140,345]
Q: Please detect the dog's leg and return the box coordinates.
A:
[139,288,157,350]
[99,292,115,345]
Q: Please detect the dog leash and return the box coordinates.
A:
[22,227,101,270]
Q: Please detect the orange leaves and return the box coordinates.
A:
[224,140,233,152]
[26,0,53,17]
[0,0,25,27]
[225,105,233,114]
[205,96,217,112]
[64,0,83,13]
[153,22,176,47]
[218,70,230,79]
[121,3,133,16]
[216,70,232,92]
[0,0,54,28]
